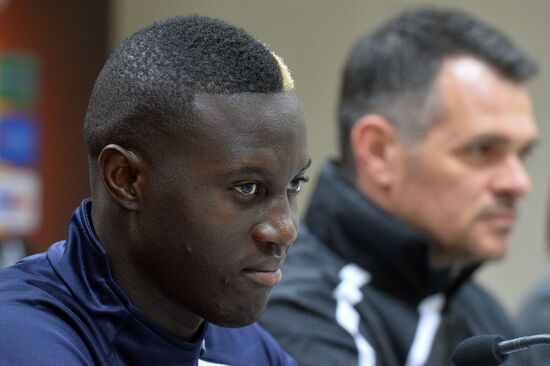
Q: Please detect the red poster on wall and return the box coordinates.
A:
[0,0,107,257]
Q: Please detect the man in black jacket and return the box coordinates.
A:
[260,6,538,366]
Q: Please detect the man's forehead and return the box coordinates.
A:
[436,56,531,106]
[192,91,302,123]
[186,91,305,149]
[442,56,488,83]
[169,91,310,183]
[165,91,307,163]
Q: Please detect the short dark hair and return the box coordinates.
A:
[84,15,293,161]
[338,6,538,173]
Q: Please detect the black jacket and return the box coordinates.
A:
[260,161,528,366]
[518,275,550,365]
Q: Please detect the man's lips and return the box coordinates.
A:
[242,268,283,287]
[484,209,516,229]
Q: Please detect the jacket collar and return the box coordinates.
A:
[304,160,473,303]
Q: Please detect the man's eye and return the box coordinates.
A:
[287,176,309,194]
[461,140,509,166]
[470,143,508,160]
[234,182,259,196]
[469,143,494,157]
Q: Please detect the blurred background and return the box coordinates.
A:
[0,0,548,316]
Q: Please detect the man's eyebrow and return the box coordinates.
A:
[299,159,312,174]
[471,134,538,149]
[469,134,510,146]
[463,134,538,158]
[520,138,538,157]
[223,159,311,179]
[224,166,273,177]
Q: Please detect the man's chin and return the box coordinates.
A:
[206,300,269,328]
[473,238,509,262]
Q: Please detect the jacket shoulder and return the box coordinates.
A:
[0,253,98,365]
[454,280,517,337]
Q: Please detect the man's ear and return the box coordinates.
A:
[350,114,401,187]
[97,144,147,211]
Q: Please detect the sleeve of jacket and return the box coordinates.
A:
[456,281,536,366]
[0,304,95,365]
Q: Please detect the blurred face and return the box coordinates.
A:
[388,56,537,264]
[135,92,310,327]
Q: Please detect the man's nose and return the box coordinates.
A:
[491,154,531,198]
[252,199,297,256]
